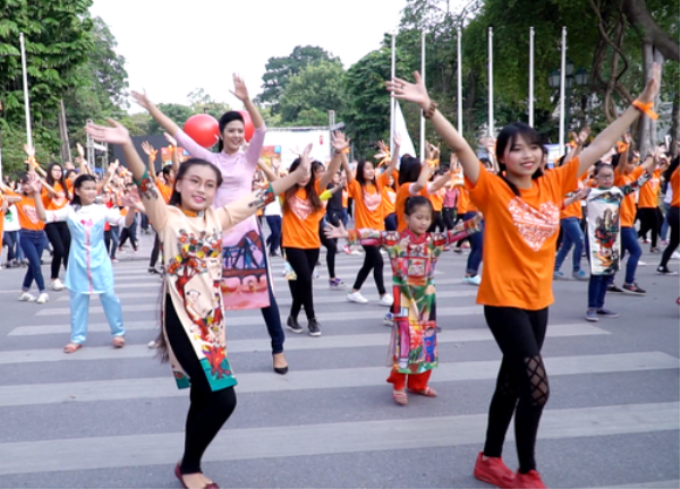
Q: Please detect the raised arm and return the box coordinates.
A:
[387,73,480,184]
[85,119,169,232]
[257,160,279,182]
[141,141,158,180]
[411,160,435,194]
[320,131,350,189]
[579,64,661,175]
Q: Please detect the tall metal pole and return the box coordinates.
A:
[390,33,396,157]
[529,26,535,127]
[488,27,494,137]
[457,26,463,134]
[20,33,33,148]
[559,26,567,155]
[419,30,426,161]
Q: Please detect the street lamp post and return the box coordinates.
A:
[548,59,588,146]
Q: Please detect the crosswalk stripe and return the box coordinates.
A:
[3,323,607,358]
[32,303,483,320]
[0,401,675,475]
[52,288,480,303]
[0,352,673,406]
[581,481,680,489]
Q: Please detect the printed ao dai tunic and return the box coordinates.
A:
[347,220,480,374]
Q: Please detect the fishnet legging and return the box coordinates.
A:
[482,306,550,474]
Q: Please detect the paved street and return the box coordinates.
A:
[0,232,678,489]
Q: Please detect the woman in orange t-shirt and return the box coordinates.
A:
[388,66,660,486]
[43,163,72,290]
[11,174,49,303]
[344,145,399,307]
[281,137,345,336]
[658,162,680,273]
[382,172,398,231]
[637,159,665,252]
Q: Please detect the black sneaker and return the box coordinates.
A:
[607,283,625,293]
[148,267,159,274]
[622,283,646,295]
[657,266,678,276]
[286,316,303,334]
[307,319,321,337]
[596,308,619,318]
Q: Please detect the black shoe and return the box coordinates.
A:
[307,319,321,337]
[286,316,303,334]
[622,282,646,295]
[148,267,159,274]
[607,283,625,293]
[657,266,678,276]
[274,365,289,375]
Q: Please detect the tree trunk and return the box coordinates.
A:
[671,91,679,153]
[621,0,680,62]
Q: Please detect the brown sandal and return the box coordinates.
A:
[408,386,438,397]
[112,336,125,348]
[63,343,82,354]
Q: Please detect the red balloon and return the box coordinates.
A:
[238,110,255,142]
[183,114,219,148]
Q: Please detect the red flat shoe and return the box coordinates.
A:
[175,463,220,489]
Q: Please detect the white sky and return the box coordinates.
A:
[90,0,409,112]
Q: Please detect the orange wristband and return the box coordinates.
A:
[632,100,658,120]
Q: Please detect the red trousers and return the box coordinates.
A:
[387,369,432,391]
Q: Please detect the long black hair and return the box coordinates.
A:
[46,162,70,200]
[284,157,322,211]
[70,174,97,209]
[495,122,545,196]
[167,158,223,207]
[355,159,377,187]
[217,111,245,153]
[398,155,422,187]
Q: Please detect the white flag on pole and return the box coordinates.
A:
[394,101,417,159]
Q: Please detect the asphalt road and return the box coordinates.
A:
[0,232,678,489]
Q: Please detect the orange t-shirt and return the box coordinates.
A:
[348,173,387,231]
[560,173,587,220]
[465,157,580,310]
[637,169,662,209]
[615,166,646,227]
[383,187,396,216]
[14,194,45,231]
[157,181,173,204]
[671,168,680,208]
[341,189,348,209]
[429,188,445,212]
[42,182,71,211]
[396,182,428,232]
[282,179,325,249]
[456,187,477,214]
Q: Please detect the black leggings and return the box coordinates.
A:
[164,296,237,475]
[483,306,550,474]
[285,247,320,320]
[660,206,680,268]
[442,207,457,230]
[352,245,386,295]
[428,211,446,233]
[44,221,70,279]
[118,226,138,251]
[149,233,161,268]
[319,218,337,279]
[637,207,662,248]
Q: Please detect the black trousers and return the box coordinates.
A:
[660,206,680,269]
[164,295,237,475]
[149,232,161,268]
[321,211,341,278]
[44,221,70,280]
[442,207,457,230]
[428,211,446,233]
[637,207,663,248]
[285,247,320,320]
[352,245,386,295]
[483,306,550,474]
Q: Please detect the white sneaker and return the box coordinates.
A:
[18,292,36,302]
[347,291,369,304]
[51,278,65,291]
[638,260,647,266]
[379,294,394,307]
[36,292,49,304]
[312,268,320,279]
[350,249,363,256]
[673,251,680,260]
[147,340,158,349]
[463,275,482,286]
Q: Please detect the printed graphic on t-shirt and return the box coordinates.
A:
[507,198,560,251]
[363,188,382,212]
[289,194,313,221]
[21,204,39,224]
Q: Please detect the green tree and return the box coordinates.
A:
[187,88,230,120]
[279,60,345,126]
[0,0,95,175]
[257,45,338,112]
[147,103,195,135]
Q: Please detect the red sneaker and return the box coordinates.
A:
[512,470,547,488]
[473,452,514,488]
